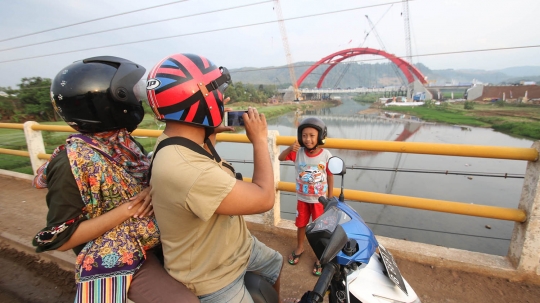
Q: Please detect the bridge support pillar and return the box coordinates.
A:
[23,121,46,176]
[409,79,433,101]
[508,141,540,280]
[263,130,281,227]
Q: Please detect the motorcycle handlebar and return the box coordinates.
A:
[308,262,339,303]
[318,196,329,209]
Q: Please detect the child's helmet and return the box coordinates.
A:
[146,53,231,128]
[50,56,146,133]
[297,117,327,147]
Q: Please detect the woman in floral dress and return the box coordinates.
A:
[32,56,198,303]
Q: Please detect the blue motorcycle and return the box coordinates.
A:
[301,156,421,303]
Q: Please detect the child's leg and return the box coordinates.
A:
[289,201,310,265]
[310,203,325,275]
[296,226,306,254]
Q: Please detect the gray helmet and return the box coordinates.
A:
[297,117,327,147]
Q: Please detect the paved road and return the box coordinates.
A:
[1,174,540,303]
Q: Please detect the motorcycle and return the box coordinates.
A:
[301,156,420,303]
[245,156,420,303]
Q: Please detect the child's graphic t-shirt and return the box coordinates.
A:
[285,147,332,203]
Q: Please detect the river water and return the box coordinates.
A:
[215,97,533,256]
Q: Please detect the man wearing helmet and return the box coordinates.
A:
[278,117,334,277]
[146,53,283,302]
[33,56,198,302]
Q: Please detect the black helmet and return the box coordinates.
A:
[50,56,146,133]
[297,117,327,147]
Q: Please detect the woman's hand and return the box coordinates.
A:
[128,186,153,218]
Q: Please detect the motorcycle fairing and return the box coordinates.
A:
[348,254,419,303]
[333,198,379,265]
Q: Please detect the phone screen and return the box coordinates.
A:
[226,111,247,126]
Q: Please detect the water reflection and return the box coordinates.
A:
[216,97,532,256]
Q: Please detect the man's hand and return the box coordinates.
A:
[244,107,267,145]
[213,98,235,134]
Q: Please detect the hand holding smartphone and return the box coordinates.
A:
[224,110,248,127]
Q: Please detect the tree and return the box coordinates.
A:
[17,77,55,121]
[0,86,20,121]
[224,81,277,104]
[464,101,475,110]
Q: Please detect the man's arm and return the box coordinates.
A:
[216,108,275,215]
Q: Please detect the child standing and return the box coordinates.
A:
[278,117,334,276]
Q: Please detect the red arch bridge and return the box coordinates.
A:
[296,47,427,89]
[280,47,427,94]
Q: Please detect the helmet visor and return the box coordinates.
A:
[218,66,231,95]
[133,78,148,103]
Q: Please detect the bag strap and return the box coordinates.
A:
[147,137,222,182]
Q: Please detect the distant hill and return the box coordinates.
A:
[231,61,411,89]
[229,62,540,87]
[496,66,540,77]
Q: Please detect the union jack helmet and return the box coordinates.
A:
[146,53,231,128]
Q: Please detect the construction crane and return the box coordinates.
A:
[402,0,414,100]
[274,0,300,101]
[365,15,406,87]
[332,5,393,89]
[402,0,412,64]
[365,13,409,197]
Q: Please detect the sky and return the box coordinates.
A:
[0,0,539,88]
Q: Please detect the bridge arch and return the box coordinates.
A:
[296,48,427,88]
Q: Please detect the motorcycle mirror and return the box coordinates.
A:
[328,156,346,202]
[328,157,346,175]
[319,224,348,264]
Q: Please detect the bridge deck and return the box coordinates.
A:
[1,174,539,302]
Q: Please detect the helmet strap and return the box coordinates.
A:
[306,145,318,153]
[204,137,221,163]
[198,72,231,99]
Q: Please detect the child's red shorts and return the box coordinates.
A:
[295,200,324,228]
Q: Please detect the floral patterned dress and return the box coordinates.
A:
[33,130,160,303]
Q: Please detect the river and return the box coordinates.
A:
[215,97,533,256]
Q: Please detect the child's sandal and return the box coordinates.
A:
[313,262,322,276]
[288,250,303,265]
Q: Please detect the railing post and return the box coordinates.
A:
[263,130,281,227]
[508,141,540,279]
[23,121,46,176]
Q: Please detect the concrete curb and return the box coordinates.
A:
[0,231,75,273]
[2,215,539,287]
[0,169,34,181]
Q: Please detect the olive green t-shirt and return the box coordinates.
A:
[35,149,87,255]
[150,134,253,296]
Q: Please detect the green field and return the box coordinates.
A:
[385,102,540,140]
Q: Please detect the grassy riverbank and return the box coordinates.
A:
[0,100,337,174]
[384,101,540,140]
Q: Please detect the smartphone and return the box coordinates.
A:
[224,110,248,127]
